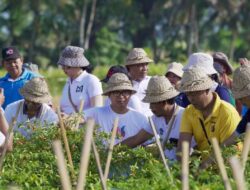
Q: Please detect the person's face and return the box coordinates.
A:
[109,90,132,108]
[165,72,182,86]
[127,63,148,81]
[61,65,82,79]
[150,101,166,117]
[25,99,42,112]
[2,58,23,79]
[238,95,250,108]
[185,90,209,110]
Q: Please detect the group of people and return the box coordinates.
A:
[0,45,249,168]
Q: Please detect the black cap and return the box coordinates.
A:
[101,65,129,83]
[2,46,21,61]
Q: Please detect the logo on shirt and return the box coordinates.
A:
[76,85,84,93]
[159,128,164,136]
[117,125,126,138]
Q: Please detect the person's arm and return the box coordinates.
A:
[120,129,153,148]
[91,95,103,107]
[0,109,13,151]
[176,132,192,161]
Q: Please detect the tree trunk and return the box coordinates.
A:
[79,0,88,48]
[84,0,97,50]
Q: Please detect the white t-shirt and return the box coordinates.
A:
[60,71,103,114]
[144,105,184,160]
[132,76,153,116]
[0,132,5,147]
[104,95,143,113]
[5,100,58,138]
[84,105,150,144]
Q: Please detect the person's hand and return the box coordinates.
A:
[0,88,5,106]
[239,58,250,66]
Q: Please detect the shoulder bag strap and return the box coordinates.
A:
[199,118,211,145]
[68,84,79,113]
[162,105,180,148]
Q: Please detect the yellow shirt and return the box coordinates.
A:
[180,93,241,151]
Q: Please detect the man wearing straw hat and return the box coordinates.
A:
[176,66,240,160]
[83,73,150,144]
[125,48,153,116]
[226,60,250,140]
[121,76,193,160]
[0,77,58,139]
[165,62,188,107]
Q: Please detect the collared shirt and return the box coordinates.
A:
[180,93,240,151]
[0,69,39,109]
[60,71,103,114]
[132,76,153,116]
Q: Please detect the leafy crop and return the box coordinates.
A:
[0,124,249,189]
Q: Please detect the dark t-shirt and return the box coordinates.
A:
[236,109,250,134]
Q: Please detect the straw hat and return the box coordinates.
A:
[166,62,184,78]
[19,77,52,104]
[232,64,250,99]
[212,52,233,75]
[125,48,153,66]
[183,52,217,75]
[143,76,179,103]
[103,73,136,95]
[57,46,89,67]
[179,66,214,92]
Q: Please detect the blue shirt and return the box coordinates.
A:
[236,109,250,134]
[178,85,234,108]
[0,69,39,109]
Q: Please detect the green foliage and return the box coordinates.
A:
[0,125,249,189]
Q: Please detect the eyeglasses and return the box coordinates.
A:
[111,90,132,97]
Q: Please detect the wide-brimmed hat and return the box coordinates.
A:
[166,62,184,78]
[57,46,89,67]
[212,52,233,75]
[103,73,136,95]
[232,64,250,99]
[143,76,179,103]
[179,66,214,92]
[101,65,130,83]
[19,77,52,104]
[183,52,217,75]
[125,48,153,66]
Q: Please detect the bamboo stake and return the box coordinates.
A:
[56,108,74,172]
[241,123,250,171]
[148,117,173,182]
[52,140,72,190]
[92,140,107,190]
[181,141,189,190]
[76,118,95,190]
[0,117,15,173]
[104,117,119,182]
[211,138,232,190]
[229,156,246,190]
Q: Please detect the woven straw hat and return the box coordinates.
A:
[179,66,214,92]
[232,64,250,99]
[57,46,89,67]
[183,52,217,75]
[213,52,233,75]
[19,77,52,104]
[143,76,179,103]
[103,73,136,95]
[125,48,153,66]
[166,62,184,78]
